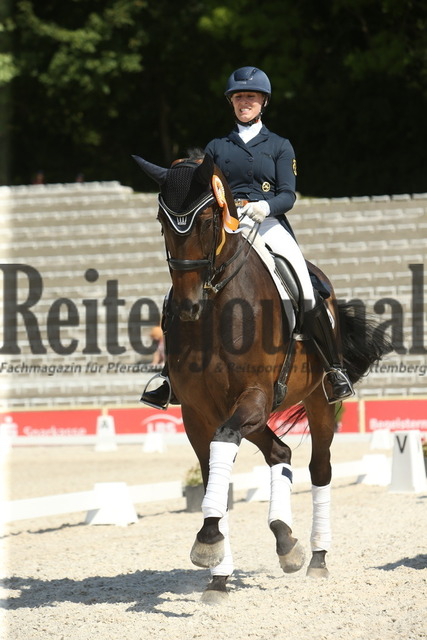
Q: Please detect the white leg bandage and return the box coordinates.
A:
[202,441,238,519]
[311,484,332,551]
[268,463,293,528]
[210,511,234,577]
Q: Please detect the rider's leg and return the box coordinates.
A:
[259,217,354,404]
[259,216,315,311]
[140,292,178,410]
[303,299,354,403]
[140,362,173,410]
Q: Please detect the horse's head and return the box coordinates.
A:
[133,151,239,321]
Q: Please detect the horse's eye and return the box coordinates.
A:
[201,218,213,234]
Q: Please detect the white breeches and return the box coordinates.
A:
[259,216,316,310]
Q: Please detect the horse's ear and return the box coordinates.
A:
[132,155,168,185]
[193,153,214,186]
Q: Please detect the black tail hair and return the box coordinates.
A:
[270,300,393,436]
[339,300,393,384]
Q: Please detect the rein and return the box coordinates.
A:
[203,221,260,294]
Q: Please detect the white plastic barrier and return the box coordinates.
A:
[1,481,182,525]
[1,458,388,525]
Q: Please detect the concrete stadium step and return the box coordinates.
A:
[6,203,159,225]
[1,182,426,406]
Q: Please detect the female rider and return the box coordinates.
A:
[141,66,353,408]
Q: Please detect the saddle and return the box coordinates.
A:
[272,254,331,333]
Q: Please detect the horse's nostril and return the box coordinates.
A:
[179,301,201,321]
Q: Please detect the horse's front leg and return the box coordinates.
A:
[190,426,240,570]
[190,387,268,572]
[304,387,336,579]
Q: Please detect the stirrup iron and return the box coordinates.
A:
[321,367,355,405]
[140,372,172,410]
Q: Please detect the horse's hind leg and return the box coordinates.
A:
[247,429,305,574]
[304,387,336,578]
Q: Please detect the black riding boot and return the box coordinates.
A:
[304,301,354,404]
[140,362,177,410]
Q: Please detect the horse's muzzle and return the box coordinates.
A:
[177,299,202,322]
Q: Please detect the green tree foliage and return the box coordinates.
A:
[198,0,427,196]
[2,0,427,196]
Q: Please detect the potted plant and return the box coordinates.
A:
[183,464,205,512]
[182,463,234,513]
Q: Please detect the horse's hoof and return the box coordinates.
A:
[306,565,329,579]
[278,541,306,574]
[306,550,329,578]
[201,589,229,605]
[190,538,225,568]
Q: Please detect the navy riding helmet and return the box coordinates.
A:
[224,66,271,104]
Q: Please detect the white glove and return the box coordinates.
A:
[237,200,270,223]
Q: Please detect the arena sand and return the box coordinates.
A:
[1,436,426,640]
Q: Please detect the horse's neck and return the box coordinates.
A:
[215,230,261,294]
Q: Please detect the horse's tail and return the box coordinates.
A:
[270,300,392,437]
[338,300,393,384]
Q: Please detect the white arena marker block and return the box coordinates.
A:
[370,429,393,450]
[389,430,427,493]
[95,415,117,452]
[85,482,138,526]
[143,432,165,453]
[360,454,391,486]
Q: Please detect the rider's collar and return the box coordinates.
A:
[237,120,263,142]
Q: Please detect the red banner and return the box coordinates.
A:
[365,399,427,432]
[0,409,99,438]
[108,407,184,434]
[1,398,425,440]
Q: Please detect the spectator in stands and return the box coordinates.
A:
[141,66,354,409]
[149,325,165,366]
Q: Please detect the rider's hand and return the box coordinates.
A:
[238,201,270,223]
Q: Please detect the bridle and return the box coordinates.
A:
[159,189,259,296]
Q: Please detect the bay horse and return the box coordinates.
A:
[133,151,390,604]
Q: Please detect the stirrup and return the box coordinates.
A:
[140,372,172,410]
[321,367,355,404]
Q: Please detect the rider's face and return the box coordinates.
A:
[230,92,264,123]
